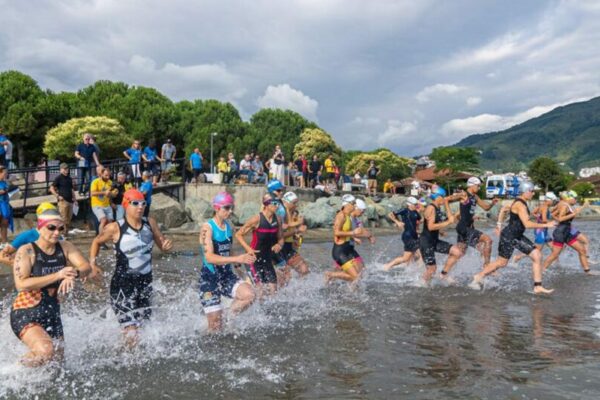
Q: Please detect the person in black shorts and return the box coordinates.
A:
[384,196,422,270]
[470,182,556,294]
[235,193,284,296]
[307,155,322,188]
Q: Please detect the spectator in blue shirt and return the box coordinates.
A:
[0,166,13,244]
[139,170,153,218]
[189,148,203,184]
[0,129,8,167]
[143,140,163,185]
[123,139,143,187]
[74,133,100,194]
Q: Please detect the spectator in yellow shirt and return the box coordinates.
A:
[90,167,116,233]
[323,154,336,185]
[383,178,396,194]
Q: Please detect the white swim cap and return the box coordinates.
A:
[520,181,535,193]
[406,196,418,205]
[355,198,367,210]
[341,194,356,206]
[467,177,482,187]
[545,192,558,202]
[282,191,298,204]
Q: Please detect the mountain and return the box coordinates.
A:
[454,96,600,173]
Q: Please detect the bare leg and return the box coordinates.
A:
[472,257,509,286]
[230,282,255,314]
[325,265,360,283]
[383,251,414,271]
[529,248,553,294]
[289,256,310,276]
[543,245,563,270]
[122,325,139,349]
[206,311,223,332]
[20,326,57,367]
[276,266,292,288]
[422,264,437,284]
[570,241,591,273]
[441,244,465,276]
[0,219,7,243]
[477,234,493,265]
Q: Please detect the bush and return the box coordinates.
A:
[293,128,342,161]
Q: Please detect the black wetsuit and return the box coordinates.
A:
[497,198,536,259]
[394,208,421,252]
[250,212,279,284]
[456,193,483,247]
[10,242,67,339]
[552,204,578,247]
[419,204,452,266]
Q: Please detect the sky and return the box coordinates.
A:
[1,0,600,156]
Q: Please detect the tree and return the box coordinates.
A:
[430,146,480,175]
[570,182,596,198]
[528,156,569,192]
[345,149,411,187]
[293,128,342,162]
[44,116,132,161]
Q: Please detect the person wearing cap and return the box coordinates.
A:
[111,171,133,221]
[139,170,154,218]
[199,192,256,332]
[512,192,558,263]
[90,167,116,234]
[542,190,595,274]
[325,194,373,284]
[384,196,422,271]
[50,162,77,233]
[276,191,309,282]
[10,208,91,366]
[347,197,375,250]
[419,186,460,284]
[235,193,284,296]
[440,177,498,280]
[161,138,177,173]
[89,189,173,347]
[470,182,556,293]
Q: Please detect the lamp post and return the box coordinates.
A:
[210,132,217,174]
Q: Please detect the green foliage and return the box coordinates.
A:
[293,128,342,162]
[345,149,411,185]
[430,146,480,174]
[44,116,131,161]
[569,182,596,198]
[528,156,570,192]
[456,96,600,172]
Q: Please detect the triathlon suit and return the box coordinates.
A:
[273,204,289,268]
[279,208,302,265]
[393,208,421,252]
[552,204,578,248]
[250,212,279,284]
[110,217,154,327]
[199,219,241,313]
[534,207,552,245]
[419,204,452,266]
[498,198,536,259]
[10,243,67,339]
[456,193,483,247]
[331,213,361,271]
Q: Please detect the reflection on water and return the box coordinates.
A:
[0,222,600,399]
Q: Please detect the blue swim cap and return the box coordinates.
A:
[430,186,447,199]
[267,179,285,193]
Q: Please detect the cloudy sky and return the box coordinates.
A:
[2,0,600,155]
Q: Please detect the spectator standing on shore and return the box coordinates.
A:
[123,140,143,187]
[75,133,100,195]
[140,171,153,218]
[252,155,266,184]
[239,154,255,183]
[226,153,238,184]
[383,178,396,194]
[143,140,163,185]
[161,139,177,172]
[308,155,322,188]
[294,155,307,188]
[50,163,76,234]
[90,167,115,234]
[5,137,13,169]
[190,148,203,184]
[272,145,285,183]
[367,160,380,196]
[0,166,12,245]
[0,129,7,168]
[217,156,228,183]
[324,154,336,185]
[111,172,131,220]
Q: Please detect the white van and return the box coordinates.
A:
[485,175,522,198]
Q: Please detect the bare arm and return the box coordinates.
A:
[387,212,405,229]
[123,150,131,160]
[13,245,76,291]
[555,203,577,222]
[425,204,454,232]
[517,203,554,229]
[90,222,120,269]
[148,217,172,252]
[235,215,260,254]
[476,195,497,211]
[333,212,355,238]
[62,241,92,278]
[93,152,100,166]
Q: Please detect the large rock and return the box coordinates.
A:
[237,202,261,225]
[364,205,378,221]
[302,202,336,228]
[150,193,188,228]
[185,198,213,223]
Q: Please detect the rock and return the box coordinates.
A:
[378,218,391,228]
[302,202,336,228]
[169,221,201,233]
[579,206,600,217]
[374,203,387,218]
[326,196,342,209]
[237,202,261,225]
[185,198,214,223]
[150,193,188,228]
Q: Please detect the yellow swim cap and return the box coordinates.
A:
[36,202,57,216]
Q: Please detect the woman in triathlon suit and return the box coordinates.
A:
[513,191,557,262]
[199,192,256,332]
[10,209,91,367]
[542,190,595,274]
[384,196,422,270]
[325,194,373,284]
[470,182,556,294]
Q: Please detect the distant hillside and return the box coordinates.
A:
[455,96,600,173]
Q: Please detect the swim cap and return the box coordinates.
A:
[467,177,482,187]
[122,189,145,209]
[341,194,356,206]
[267,179,284,193]
[429,186,447,199]
[212,192,234,209]
[406,196,418,206]
[36,202,57,216]
[37,209,63,229]
[560,190,577,200]
[545,192,558,202]
[282,191,298,204]
[520,181,535,193]
[355,198,367,211]
[263,193,280,206]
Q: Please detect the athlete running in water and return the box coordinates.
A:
[279,191,309,280]
[419,187,460,284]
[384,196,422,271]
[325,195,373,284]
[441,177,498,279]
[513,192,557,262]
[542,190,596,274]
[235,193,284,296]
[90,189,173,347]
[470,182,556,294]
[266,180,292,286]
[199,192,256,332]
[10,209,91,367]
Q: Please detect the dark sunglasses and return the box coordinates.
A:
[264,200,280,207]
[130,200,147,207]
[221,205,234,211]
[47,224,66,232]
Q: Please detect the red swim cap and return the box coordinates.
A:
[122,189,145,209]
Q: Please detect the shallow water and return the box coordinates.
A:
[1,222,600,399]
